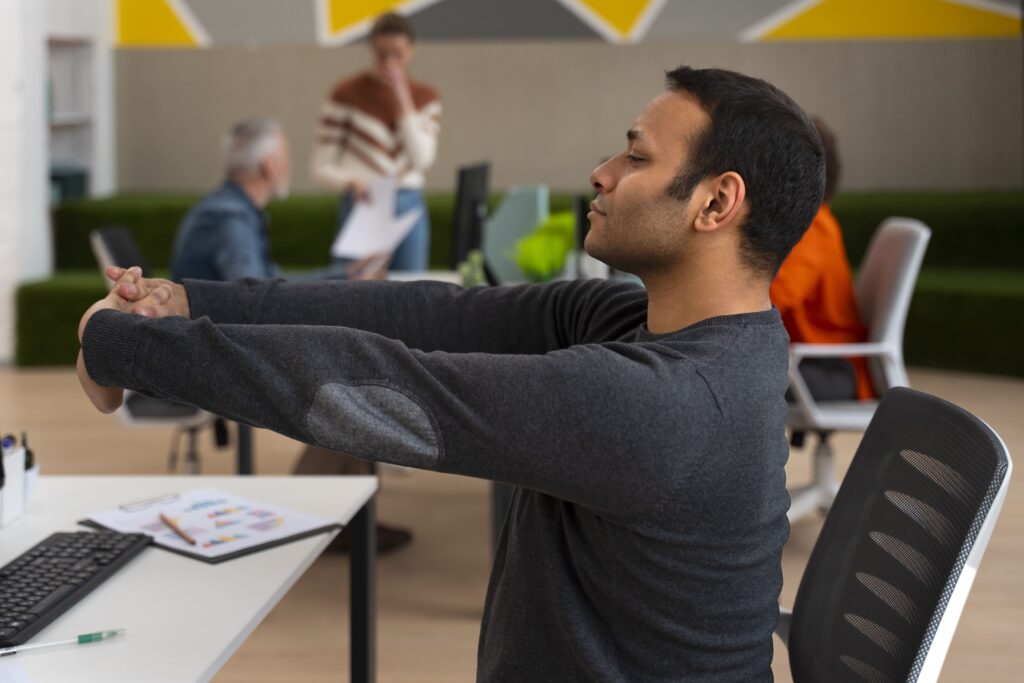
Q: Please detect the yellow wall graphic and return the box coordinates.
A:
[115,0,1022,47]
[117,0,205,47]
[575,0,653,38]
[762,0,1022,40]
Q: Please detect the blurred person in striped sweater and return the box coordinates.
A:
[311,12,441,273]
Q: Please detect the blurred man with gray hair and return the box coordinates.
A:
[171,117,291,282]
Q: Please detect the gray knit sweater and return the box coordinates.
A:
[82,277,791,681]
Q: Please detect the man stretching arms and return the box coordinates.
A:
[77,66,824,681]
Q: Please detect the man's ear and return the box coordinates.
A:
[693,171,746,234]
[260,154,280,183]
[258,156,273,181]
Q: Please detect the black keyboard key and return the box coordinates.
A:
[26,584,76,615]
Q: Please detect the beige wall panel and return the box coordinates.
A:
[117,40,1022,193]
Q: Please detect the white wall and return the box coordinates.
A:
[0,0,49,363]
[48,0,117,195]
[116,39,1023,194]
[0,0,115,363]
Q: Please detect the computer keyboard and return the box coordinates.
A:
[0,530,151,646]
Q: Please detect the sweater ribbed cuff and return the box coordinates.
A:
[82,309,143,388]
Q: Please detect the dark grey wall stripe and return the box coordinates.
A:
[412,0,600,40]
[185,0,318,45]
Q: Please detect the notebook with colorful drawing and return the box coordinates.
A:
[81,488,340,563]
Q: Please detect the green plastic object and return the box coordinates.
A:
[513,212,576,283]
[458,249,488,287]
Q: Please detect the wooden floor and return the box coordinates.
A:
[1,366,1020,682]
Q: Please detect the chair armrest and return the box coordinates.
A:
[788,341,907,428]
[790,342,892,361]
[776,606,793,645]
[787,347,879,430]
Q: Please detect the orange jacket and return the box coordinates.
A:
[770,205,874,400]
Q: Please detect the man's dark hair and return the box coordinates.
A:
[665,66,824,277]
[812,117,840,203]
[371,12,416,42]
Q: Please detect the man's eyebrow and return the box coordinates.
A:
[626,129,643,142]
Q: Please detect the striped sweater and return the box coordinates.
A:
[311,71,441,191]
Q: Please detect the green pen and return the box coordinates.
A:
[0,629,126,657]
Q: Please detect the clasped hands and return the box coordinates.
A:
[76,266,189,414]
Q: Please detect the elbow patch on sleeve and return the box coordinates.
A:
[305,382,441,468]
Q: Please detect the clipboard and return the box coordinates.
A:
[78,488,341,565]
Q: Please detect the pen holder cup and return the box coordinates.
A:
[24,462,40,506]
[1,447,26,527]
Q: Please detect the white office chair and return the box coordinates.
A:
[90,228,219,473]
[778,387,1011,682]
[787,217,931,522]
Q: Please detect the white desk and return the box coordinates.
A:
[386,269,462,285]
[0,475,377,683]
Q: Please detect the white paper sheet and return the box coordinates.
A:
[87,488,334,561]
[331,175,422,259]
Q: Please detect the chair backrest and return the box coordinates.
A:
[854,218,930,388]
[788,387,1011,683]
[90,227,152,286]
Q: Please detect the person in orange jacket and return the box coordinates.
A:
[771,118,873,401]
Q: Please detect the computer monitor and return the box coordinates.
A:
[450,162,491,269]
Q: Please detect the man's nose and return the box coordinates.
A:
[590,157,616,193]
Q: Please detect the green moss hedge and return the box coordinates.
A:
[51,191,1022,272]
[19,190,1024,376]
[905,269,1024,377]
[52,192,581,272]
[831,192,1024,269]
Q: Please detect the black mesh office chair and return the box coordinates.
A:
[90,227,223,473]
[778,387,1012,682]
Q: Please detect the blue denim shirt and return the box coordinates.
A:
[170,182,276,282]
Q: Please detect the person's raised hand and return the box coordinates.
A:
[346,253,390,281]
[77,267,190,414]
[79,267,140,342]
[382,63,414,111]
[77,267,145,413]
[105,266,190,319]
[346,180,371,203]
